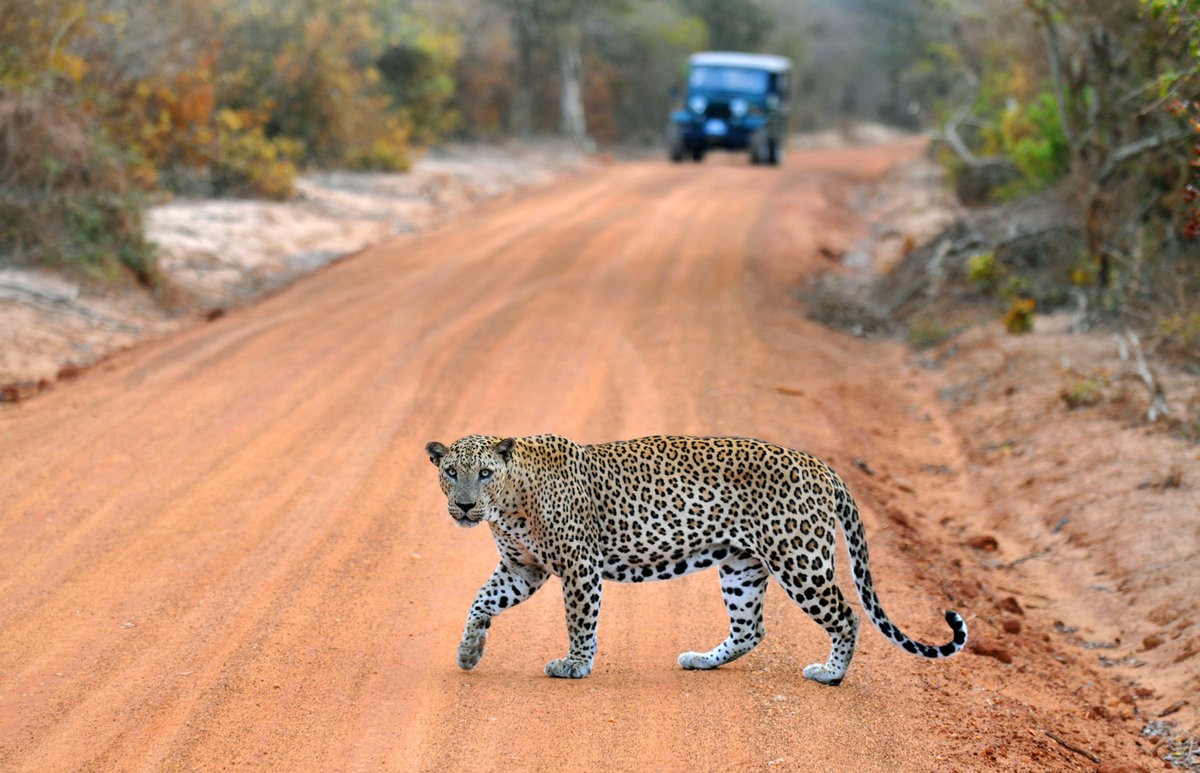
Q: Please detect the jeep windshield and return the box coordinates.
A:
[688,65,769,94]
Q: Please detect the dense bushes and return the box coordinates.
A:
[933,0,1198,352]
[0,0,444,285]
[0,93,155,283]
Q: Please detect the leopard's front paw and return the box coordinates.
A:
[544,657,593,678]
[457,626,488,670]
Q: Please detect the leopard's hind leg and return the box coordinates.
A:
[766,551,861,686]
[678,551,769,670]
[796,583,861,685]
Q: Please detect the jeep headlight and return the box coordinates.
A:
[731,98,749,118]
[688,95,707,114]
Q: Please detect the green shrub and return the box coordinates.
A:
[208,109,301,199]
[0,94,157,285]
[1061,376,1108,409]
[966,250,1003,293]
[998,92,1070,197]
[345,116,413,172]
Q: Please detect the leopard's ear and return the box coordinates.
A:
[494,437,515,463]
[425,441,448,465]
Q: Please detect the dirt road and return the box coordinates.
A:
[0,142,1153,770]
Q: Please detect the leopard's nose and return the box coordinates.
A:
[455,501,476,513]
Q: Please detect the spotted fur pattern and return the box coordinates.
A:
[425,434,967,683]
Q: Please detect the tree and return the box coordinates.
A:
[488,0,585,141]
[1142,0,1200,239]
[678,0,771,52]
[1021,1,1196,291]
[929,0,1198,355]
[374,6,464,143]
[485,0,626,146]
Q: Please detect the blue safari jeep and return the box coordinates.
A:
[668,51,792,166]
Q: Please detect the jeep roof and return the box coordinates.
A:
[687,51,792,74]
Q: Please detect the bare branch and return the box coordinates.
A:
[1099,126,1195,182]
[937,92,1012,171]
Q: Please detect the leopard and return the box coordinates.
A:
[424,433,968,684]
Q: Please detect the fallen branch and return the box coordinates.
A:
[1114,330,1170,422]
[1045,730,1101,764]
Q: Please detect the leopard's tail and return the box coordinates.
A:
[834,483,968,658]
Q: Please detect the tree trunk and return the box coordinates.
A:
[510,3,535,138]
[1036,5,1081,172]
[557,19,590,148]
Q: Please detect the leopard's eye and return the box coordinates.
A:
[479,468,493,480]
[444,467,457,480]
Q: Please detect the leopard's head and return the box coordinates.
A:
[425,435,516,528]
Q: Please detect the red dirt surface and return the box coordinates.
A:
[1,139,1184,770]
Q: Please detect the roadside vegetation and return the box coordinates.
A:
[1,0,448,284]
[933,0,1199,364]
[1,0,1196,359]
